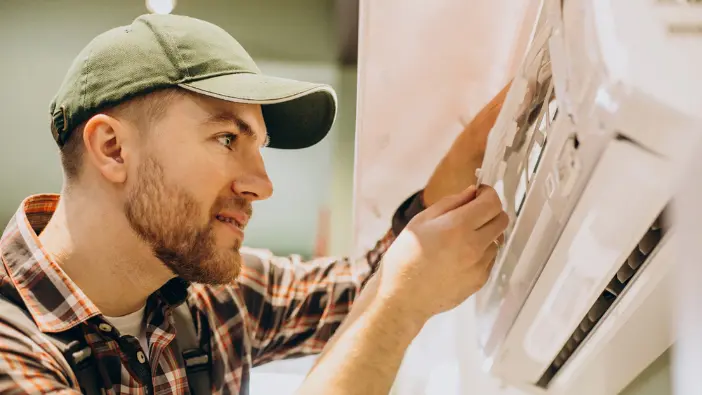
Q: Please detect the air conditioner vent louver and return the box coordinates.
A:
[536,211,668,388]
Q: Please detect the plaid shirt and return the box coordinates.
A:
[0,193,422,395]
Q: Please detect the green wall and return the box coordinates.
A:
[620,348,672,395]
[329,67,358,257]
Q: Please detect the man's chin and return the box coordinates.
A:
[214,236,242,249]
[196,252,242,285]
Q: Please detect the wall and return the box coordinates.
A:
[0,0,350,258]
[329,66,358,257]
[352,0,538,254]
[353,1,537,394]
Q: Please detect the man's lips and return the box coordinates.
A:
[215,211,249,231]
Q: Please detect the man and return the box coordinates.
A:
[0,13,508,395]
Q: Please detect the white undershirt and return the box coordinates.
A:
[105,305,149,359]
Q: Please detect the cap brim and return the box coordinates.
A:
[179,73,337,149]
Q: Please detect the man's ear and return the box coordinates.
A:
[82,114,132,184]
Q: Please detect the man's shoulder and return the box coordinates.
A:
[0,293,77,390]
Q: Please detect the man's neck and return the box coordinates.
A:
[38,190,174,317]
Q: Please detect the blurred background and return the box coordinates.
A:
[0,1,672,394]
[0,0,359,260]
[0,0,358,392]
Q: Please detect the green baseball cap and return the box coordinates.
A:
[49,13,337,150]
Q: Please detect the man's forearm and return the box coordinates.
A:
[297,276,425,395]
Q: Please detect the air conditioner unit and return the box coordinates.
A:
[473,0,702,394]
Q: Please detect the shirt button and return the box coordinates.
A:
[137,351,147,364]
[98,323,112,332]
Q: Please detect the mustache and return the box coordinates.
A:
[212,196,253,218]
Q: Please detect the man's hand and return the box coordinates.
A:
[378,185,507,321]
[423,82,511,206]
[297,186,507,395]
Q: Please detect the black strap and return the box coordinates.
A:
[0,294,211,394]
[173,302,211,394]
[52,335,101,395]
[0,294,101,394]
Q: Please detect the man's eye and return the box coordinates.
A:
[217,134,237,149]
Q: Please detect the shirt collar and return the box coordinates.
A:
[0,194,189,334]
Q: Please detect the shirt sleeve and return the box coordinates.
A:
[0,319,82,394]
[237,190,427,366]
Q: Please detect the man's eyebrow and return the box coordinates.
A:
[203,111,270,147]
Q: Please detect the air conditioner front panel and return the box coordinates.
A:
[475,16,563,354]
[491,137,673,384]
[477,114,587,362]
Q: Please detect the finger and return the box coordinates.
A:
[475,211,510,248]
[468,186,504,228]
[447,186,503,229]
[421,186,477,219]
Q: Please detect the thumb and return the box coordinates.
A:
[420,185,478,219]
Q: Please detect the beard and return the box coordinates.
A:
[124,157,251,285]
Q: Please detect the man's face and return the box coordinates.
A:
[123,93,273,285]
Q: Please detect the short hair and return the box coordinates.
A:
[59,88,189,182]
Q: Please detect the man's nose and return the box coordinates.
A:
[231,153,273,201]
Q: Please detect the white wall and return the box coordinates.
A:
[354,1,535,394]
